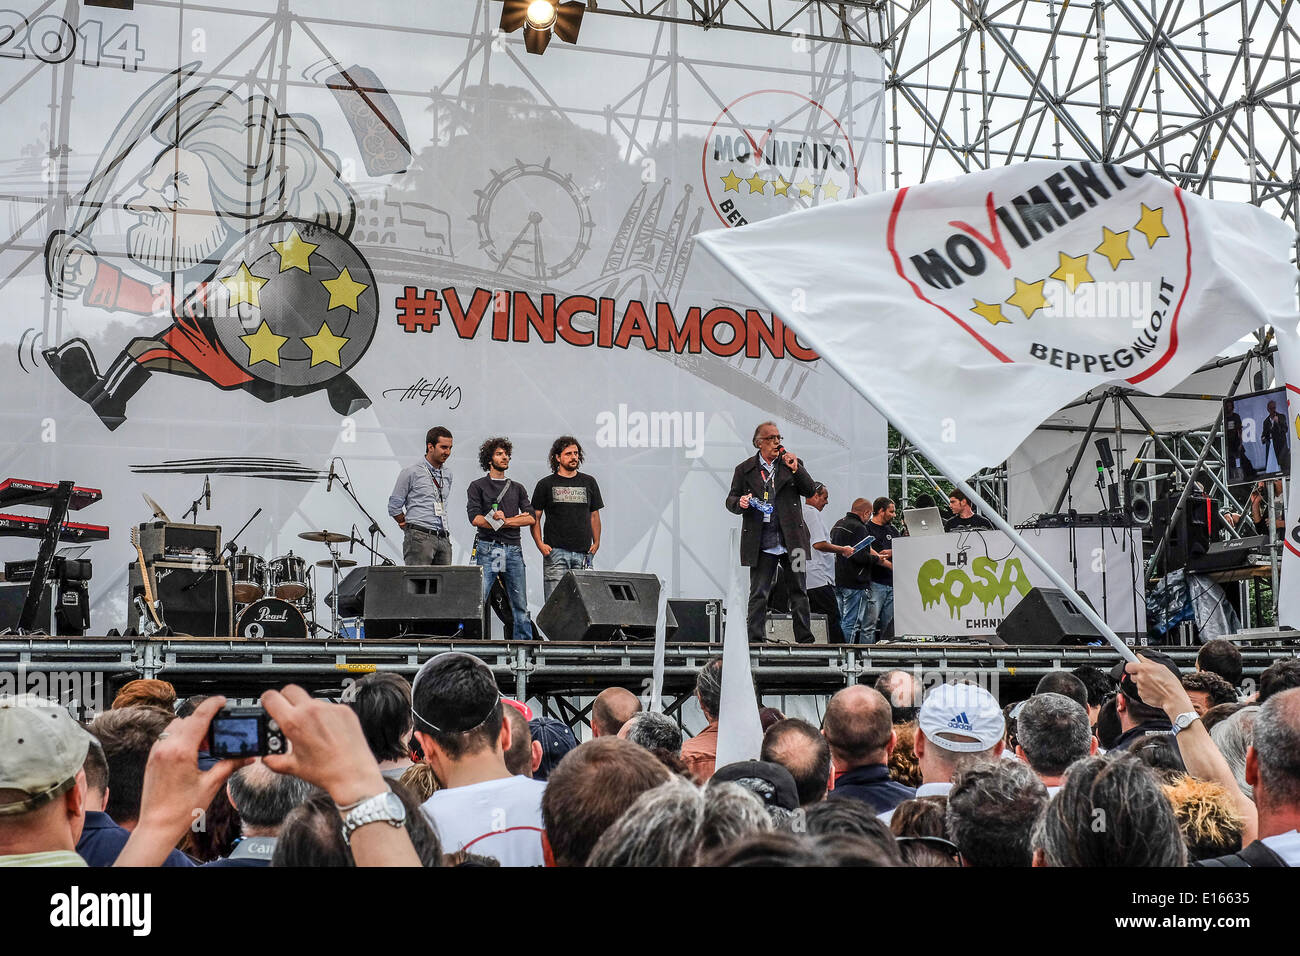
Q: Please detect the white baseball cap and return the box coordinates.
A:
[918,682,1005,753]
[0,695,92,815]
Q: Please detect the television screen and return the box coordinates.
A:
[1223,386,1291,482]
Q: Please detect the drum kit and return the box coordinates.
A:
[229,530,357,639]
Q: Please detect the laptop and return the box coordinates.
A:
[904,507,946,536]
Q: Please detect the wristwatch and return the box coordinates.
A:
[1171,711,1200,734]
[339,790,406,844]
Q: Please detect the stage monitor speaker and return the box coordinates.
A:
[363,565,483,639]
[992,588,1101,647]
[537,571,666,641]
[667,599,723,644]
[325,566,368,618]
[128,561,233,636]
[0,582,54,633]
[1128,480,1152,526]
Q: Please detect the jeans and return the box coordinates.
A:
[474,540,532,640]
[835,586,873,644]
[542,547,589,600]
[402,527,452,566]
[861,582,894,643]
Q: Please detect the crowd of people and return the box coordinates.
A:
[2,638,1298,867]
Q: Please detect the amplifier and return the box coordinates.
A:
[128,561,233,636]
[762,613,830,645]
[0,581,88,635]
[136,522,222,564]
[4,556,92,583]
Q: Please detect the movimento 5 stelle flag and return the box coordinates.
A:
[698,160,1297,480]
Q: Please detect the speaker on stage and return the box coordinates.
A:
[363,565,483,639]
[991,588,1101,646]
[1127,480,1152,526]
[537,571,668,641]
[1150,494,1212,570]
[128,561,233,636]
[325,566,368,618]
[667,599,723,644]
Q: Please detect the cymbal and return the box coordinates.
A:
[298,530,350,543]
[142,492,171,522]
[317,558,358,568]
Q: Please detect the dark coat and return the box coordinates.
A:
[830,511,878,589]
[725,453,817,567]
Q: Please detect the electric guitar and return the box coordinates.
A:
[130,526,164,636]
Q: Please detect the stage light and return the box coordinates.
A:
[526,1,558,30]
[499,0,586,56]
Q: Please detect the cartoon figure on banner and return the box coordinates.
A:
[42,67,378,430]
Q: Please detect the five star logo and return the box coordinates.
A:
[241,319,288,367]
[271,227,319,273]
[302,320,350,368]
[720,169,743,193]
[772,175,792,197]
[1050,251,1095,293]
[795,176,816,198]
[745,172,767,194]
[1135,203,1169,248]
[321,267,369,313]
[221,262,267,309]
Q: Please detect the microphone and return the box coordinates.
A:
[204,476,211,512]
[326,460,336,492]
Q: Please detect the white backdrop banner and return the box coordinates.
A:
[0,2,889,633]
[893,527,1146,638]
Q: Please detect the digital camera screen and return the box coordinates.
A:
[211,716,260,756]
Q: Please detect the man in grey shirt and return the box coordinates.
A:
[388,426,454,565]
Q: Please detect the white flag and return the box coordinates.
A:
[714,544,762,769]
[1275,320,1300,629]
[699,161,1296,479]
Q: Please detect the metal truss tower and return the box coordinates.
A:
[600,1,1300,231]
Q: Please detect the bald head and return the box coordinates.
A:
[592,687,643,738]
[850,498,872,518]
[822,686,894,769]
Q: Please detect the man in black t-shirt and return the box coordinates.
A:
[531,436,605,600]
[861,497,899,643]
[944,490,993,531]
[467,437,536,640]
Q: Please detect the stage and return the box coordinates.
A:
[4,636,1295,723]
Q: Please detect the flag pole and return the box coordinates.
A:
[698,246,1140,665]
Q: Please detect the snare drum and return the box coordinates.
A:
[236,598,308,639]
[269,552,309,599]
[230,550,266,603]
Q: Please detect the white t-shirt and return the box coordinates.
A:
[802,504,835,590]
[422,775,547,867]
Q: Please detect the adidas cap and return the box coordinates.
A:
[918,682,1005,753]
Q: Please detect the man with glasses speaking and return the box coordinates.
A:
[726,422,819,643]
